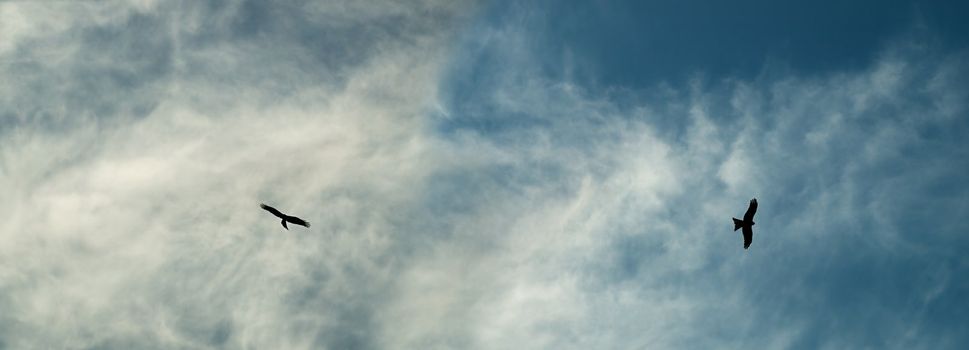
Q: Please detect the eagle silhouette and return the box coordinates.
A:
[260,203,310,230]
[732,198,758,249]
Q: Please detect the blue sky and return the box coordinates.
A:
[1,1,967,349]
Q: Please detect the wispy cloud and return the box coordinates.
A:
[1,1,477,348]
[1,1,967,349]
[427,9,969,348]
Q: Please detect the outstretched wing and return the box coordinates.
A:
[743,198,758,222]
[260,203,285,218]
[742,226,753,249]
[286,216,311,228]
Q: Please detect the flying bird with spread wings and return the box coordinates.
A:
[260,203,310,230]
[732,198,758,249]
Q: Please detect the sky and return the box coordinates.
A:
[1,0,968,349]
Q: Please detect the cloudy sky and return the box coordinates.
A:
[2,0,968,349]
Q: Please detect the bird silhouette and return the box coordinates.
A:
[732,198,758,249]
[260,203,310,230]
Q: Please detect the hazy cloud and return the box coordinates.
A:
[2,1,967,349]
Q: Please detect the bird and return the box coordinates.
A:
[732,198,758,249]
[260,203,310,230]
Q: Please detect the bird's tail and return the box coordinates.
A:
[733,218,743,231]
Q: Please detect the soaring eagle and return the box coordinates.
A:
[732,198,758,249]
[260,203,310,230]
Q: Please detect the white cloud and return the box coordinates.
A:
[2,1,968,349]
[1,1,474,348]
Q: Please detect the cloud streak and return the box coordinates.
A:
[1,1,968,349]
